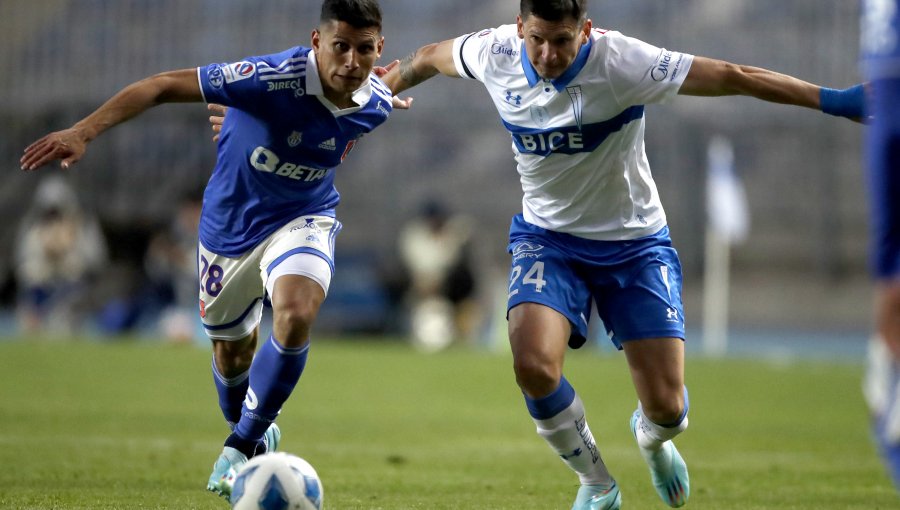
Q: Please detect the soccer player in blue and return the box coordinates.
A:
[861,0,900,491]
[19,0,395,499]
[381,1,864,508]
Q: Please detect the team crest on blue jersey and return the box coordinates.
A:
[287,131,303,147]
[207,65,224,88]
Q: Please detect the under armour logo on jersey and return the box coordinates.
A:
[504,90,522,106]
[244,388,258,410]
[666,307,679,322]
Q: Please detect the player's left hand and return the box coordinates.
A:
[374,60,414,110]
[20,128,88,171]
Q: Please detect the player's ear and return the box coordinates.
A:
[516,15,525,39]
[376,36,384,59]
[311,29,321,51]
[581,19,592,43]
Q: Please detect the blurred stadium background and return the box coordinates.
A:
[0,0,869,357]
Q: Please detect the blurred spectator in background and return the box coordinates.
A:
[144,191,203,343]
[14,174,107,335]
[861,0,900,491]
[398,199,478,351]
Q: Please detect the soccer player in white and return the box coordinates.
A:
[19,0,401,500]
[861,0,900,492]
[382,1,863,508]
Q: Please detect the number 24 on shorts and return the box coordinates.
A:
[509,261,547,297]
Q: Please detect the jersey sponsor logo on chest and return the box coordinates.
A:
[266,78,306,98]
[514,130,585,154]
[249,146,328,182]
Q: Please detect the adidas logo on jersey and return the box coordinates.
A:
[318,137,337,150]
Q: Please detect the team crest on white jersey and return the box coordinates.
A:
[287,131,303,147]
[530,105,550,127]
[566,86,584,130]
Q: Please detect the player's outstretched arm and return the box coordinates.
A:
[678,56,864,121]
[381,39,460,97]
[21,69,203,171]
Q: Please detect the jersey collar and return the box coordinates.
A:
[307,49,373,115]
[521,36,593,92]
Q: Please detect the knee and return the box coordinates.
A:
[214,336,256,376]
[641,391,686,426]
[273,299,319,347]
[512,353,561,398]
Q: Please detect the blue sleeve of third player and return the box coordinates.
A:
[197,47,304,110]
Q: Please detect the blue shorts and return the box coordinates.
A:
[506,214,685,349]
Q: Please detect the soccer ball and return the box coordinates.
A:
[230,452,324,510]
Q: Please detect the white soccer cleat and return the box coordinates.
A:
[207,446,248,499]
[631,411,690,507]
[571,482,621,510]
[208,423,281,498]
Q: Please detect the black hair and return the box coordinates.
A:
[520,0,587,22]
[320,0,382,31]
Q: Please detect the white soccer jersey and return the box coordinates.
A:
[453,25,693,240]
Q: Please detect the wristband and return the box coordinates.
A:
[820,84,865,118]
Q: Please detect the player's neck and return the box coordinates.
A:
[322,89,356,109]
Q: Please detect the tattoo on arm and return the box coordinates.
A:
[398,49,438,88]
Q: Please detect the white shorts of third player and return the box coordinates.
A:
[198,215,341,341]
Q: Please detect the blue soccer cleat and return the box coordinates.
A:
[630,411,689,507]
[207,423,281,498]
[571,481,621,510]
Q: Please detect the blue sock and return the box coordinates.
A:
[234,333,309,443]
[211,356,249,426]
[524,376,576,419]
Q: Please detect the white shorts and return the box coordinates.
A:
[198,215,341,340]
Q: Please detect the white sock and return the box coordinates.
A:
[634,402,689,452]
[533,394,614,486]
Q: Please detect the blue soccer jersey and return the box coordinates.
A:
[862,0,900,278]
[197,47,393,256]
[862,0,900,80]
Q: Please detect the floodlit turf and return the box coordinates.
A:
[0,338,895,509]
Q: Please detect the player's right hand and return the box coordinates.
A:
[208,103,227,143]
[20,128,88,171]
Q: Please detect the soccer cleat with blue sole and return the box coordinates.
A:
[206,446,248,498]
[630,411,689,507]
[571,482,621,510]
[206,423,281,498]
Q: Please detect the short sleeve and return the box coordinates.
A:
[198,47,304,110]
[603,32,693,107]
[452,29,496,82]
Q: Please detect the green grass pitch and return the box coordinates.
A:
[0,338,895,509]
